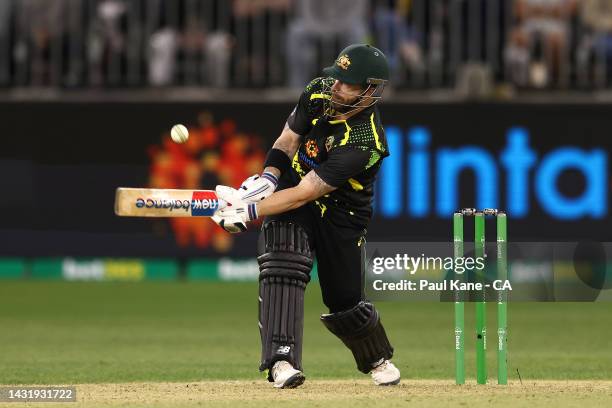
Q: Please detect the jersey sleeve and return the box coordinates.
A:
[313,146,372,188]
[287,91,312,136]
[287,78,327,136]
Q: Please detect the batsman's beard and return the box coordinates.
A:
[323,84,383,118]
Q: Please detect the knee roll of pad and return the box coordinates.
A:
[321,301,394,373]
[257,222,312,379]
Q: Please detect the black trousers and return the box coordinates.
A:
[261,202,367,313]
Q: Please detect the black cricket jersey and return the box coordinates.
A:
[285,77,389,229]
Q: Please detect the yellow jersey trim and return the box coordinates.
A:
[370,113,382,150]
[292,150,306,178]
[310,93,331,100]
[327,120,351,146]
[348,178,364,191]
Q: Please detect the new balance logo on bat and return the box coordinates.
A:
[190,191,219,216]
[135,198,192,211]
[191,199,218,210]
[134,191,219,216]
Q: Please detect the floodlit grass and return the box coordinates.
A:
[0,281,611,384]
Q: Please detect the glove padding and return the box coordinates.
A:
[239,172,278,203]
[212,185,258,233]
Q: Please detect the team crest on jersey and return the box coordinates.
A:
[305,139,319,158]
[325,136,334,151]
[336,54,351,70]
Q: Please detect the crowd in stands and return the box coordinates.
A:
[1,0,612,91]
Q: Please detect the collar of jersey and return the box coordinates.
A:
[327,104,375,126]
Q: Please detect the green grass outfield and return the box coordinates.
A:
[1,281,610,385]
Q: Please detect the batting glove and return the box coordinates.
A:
[239,172,278,203]
[212,185,258,233]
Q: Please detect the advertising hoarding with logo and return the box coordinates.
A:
[0,102,609,257]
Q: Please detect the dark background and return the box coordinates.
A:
[1,102,610,257]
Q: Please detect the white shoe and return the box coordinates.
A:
[271,360,305,389]
[370,360,400,386]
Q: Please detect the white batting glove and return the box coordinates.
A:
[212,185,258,233]
[239,172,278,203]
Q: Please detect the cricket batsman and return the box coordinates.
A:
[212,44,400,388]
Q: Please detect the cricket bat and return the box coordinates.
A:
[114,188,225,217]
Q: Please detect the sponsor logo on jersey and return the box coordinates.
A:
[298,151,318,169]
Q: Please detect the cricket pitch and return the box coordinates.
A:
[8,380,610,408]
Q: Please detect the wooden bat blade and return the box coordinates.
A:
[115,188,223,217]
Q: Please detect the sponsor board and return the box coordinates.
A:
[0,258,25,279]
[218,258,260,281]
[378,126,608,220]
[24,258,177,281]
[62,258,146,281]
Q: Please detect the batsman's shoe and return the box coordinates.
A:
[370,360,400,386]
[271,360,305,389]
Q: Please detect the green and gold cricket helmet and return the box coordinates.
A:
[323,44,389,87]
